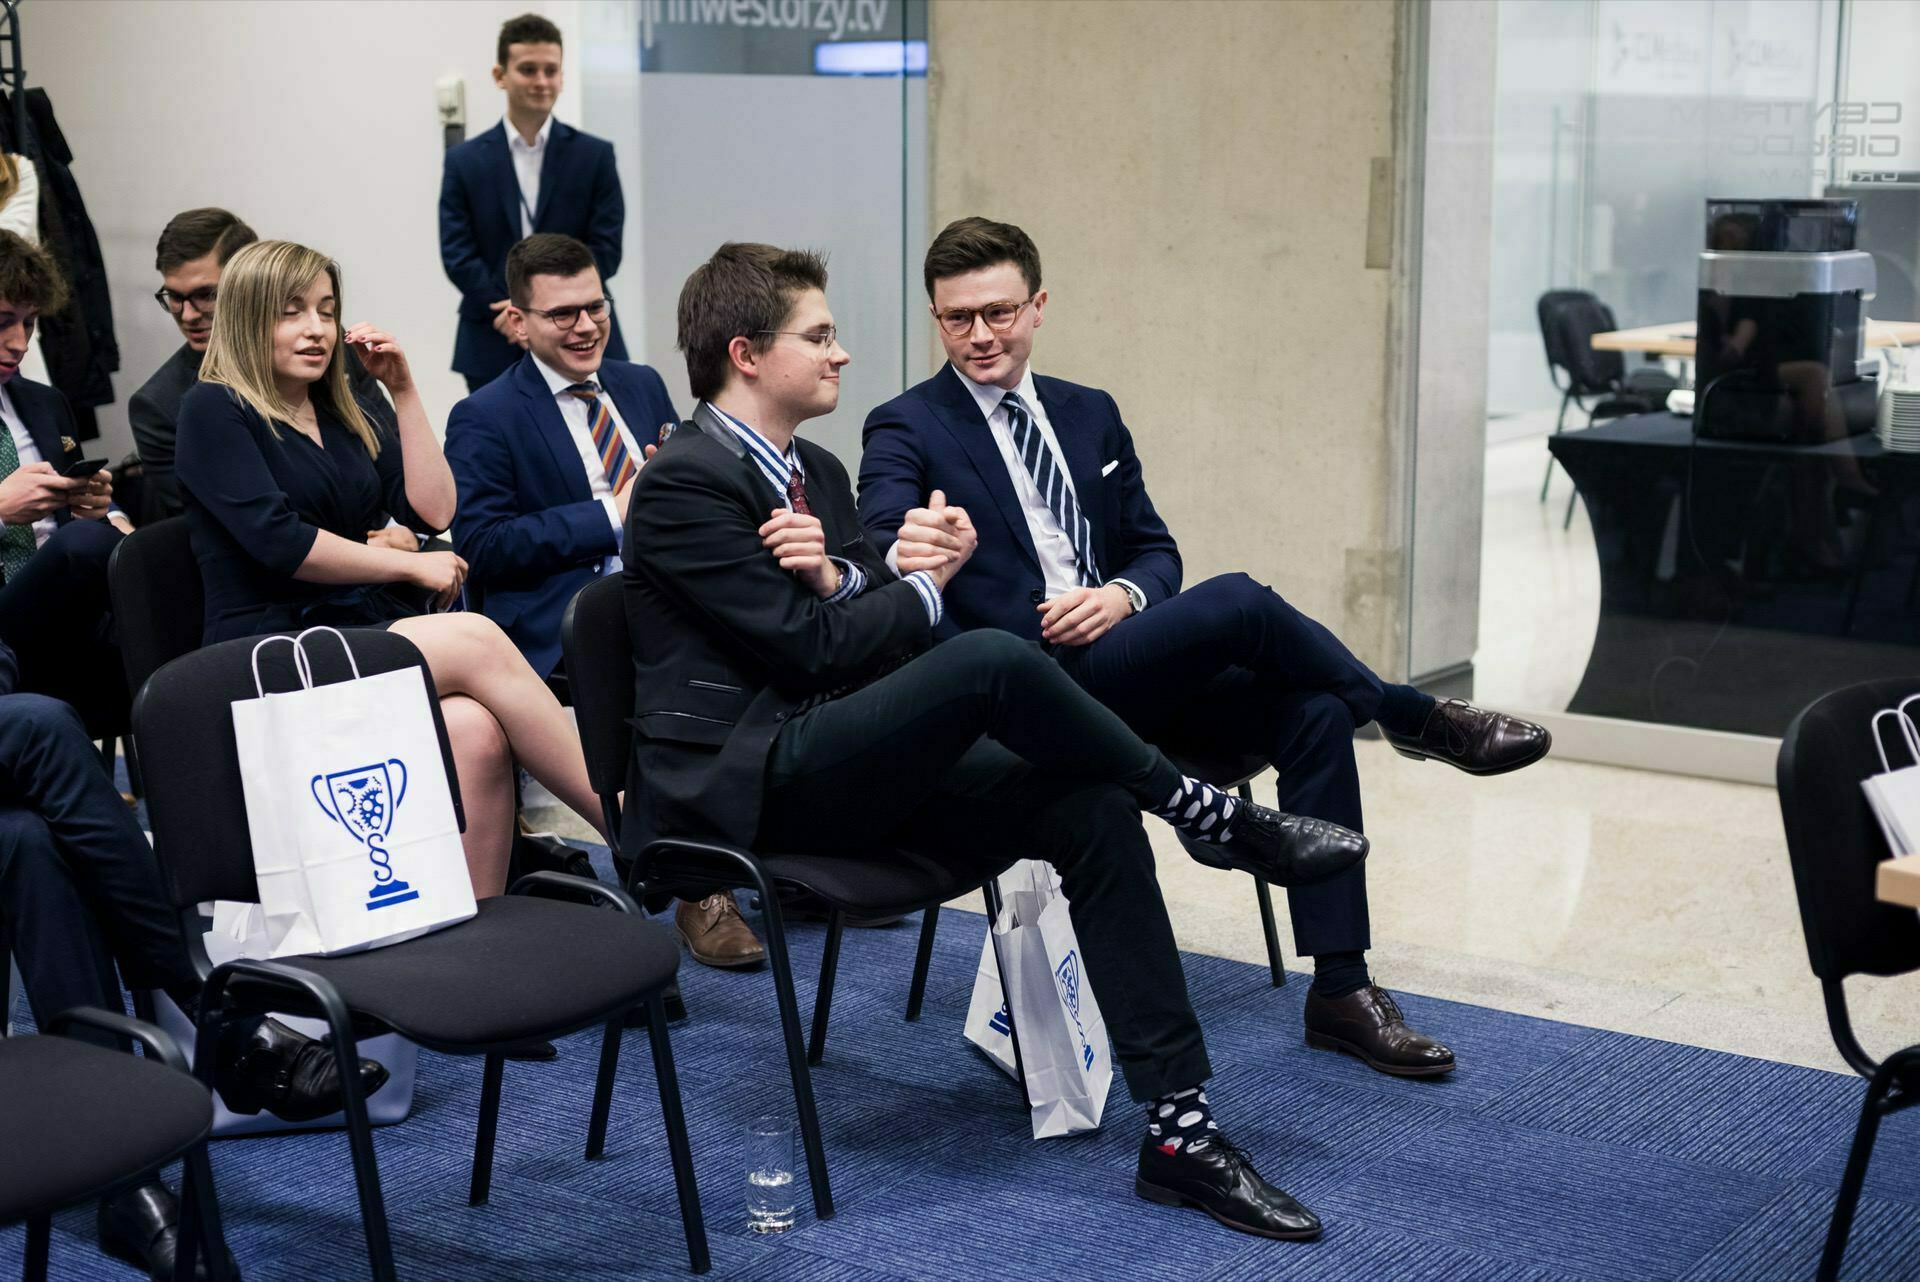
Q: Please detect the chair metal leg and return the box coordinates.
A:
[123,735,145,800]
[1239,782,1286,988]
[905,905,940,1021]
[177,1142,235,1282]
[469,1053,506,1206]
[1563,486,1579,531]
[23,1214,48,1282]
[807,910,846,1065]
[980,878,1031,1111]
[643,991,710,1274]
[1540,391,1573,502]
[585,1018,623,1160]
[1819,1064,1896,1282]
[753,867,835,1219]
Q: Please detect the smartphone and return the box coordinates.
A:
[62,457,110,479]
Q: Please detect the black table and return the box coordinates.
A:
[1548,413,1920,736]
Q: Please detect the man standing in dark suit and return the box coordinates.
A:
[439,13,627,393]
[0,231,125,732]
[626,241,1371,1241]
[860,217,1553,1081]
[445,233,762,969]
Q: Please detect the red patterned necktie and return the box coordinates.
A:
[786,469,812,515]
[565,382,635,491]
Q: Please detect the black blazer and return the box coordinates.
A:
[438,120,627,381]
[127,343,199,520]
[620,403,932,854]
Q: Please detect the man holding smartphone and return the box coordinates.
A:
[0,230,126,730]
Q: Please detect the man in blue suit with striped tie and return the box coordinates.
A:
[446,233,766,970]
[439,13,628,392]
[859,218,1553,1082]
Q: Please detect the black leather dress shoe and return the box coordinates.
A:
[1305,985,1455,1077]
[1134,1133,1322,1241]
[1178,804,1367,889]
[1382,699,1550,777]
[99,1180,240,1281]
[213,1016,390,1121]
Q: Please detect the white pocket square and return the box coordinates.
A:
[1100,459,1119,477]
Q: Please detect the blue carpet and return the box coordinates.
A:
[8,851,1920,1280]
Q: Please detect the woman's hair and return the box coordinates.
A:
[199,240,381,457]
[0,153,18,211]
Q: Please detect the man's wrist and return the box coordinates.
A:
[1110,578,1146,615]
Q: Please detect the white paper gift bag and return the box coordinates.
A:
[231,627,476,958]
[964,860,1113,1138]
[1863,696,1920,859]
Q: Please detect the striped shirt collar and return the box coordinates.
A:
[704,402,803,499]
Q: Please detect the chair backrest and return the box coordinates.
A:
[560,575,634,801]
[132,628,462,909]
[108,517,204,699]
[1537,289,1626,394]
[1777,676,1920,985]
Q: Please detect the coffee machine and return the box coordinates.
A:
[1694,198,1878,442]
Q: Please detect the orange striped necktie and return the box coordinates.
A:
[565,382,635,491]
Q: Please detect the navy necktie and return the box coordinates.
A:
[1002,390,1100,587]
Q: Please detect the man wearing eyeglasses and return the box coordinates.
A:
[860,217,1553,1083]
[444,234,765,969]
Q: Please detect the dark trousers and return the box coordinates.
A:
[0,693,195,1044]
[759,629,1210,1101]
[0,519,127,736]
[1054,572,1380,959]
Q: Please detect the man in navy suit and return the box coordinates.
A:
[0,231,125,734]
[860,218,1552,1080]
[438,13,627,392]
[446,233,765,970]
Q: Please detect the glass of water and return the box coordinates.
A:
[746,1116,797,1234]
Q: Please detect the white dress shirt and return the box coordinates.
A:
[0,381,56,549]
[890,364,1143,611]
[506,115,553,237]
[531,354,642,570]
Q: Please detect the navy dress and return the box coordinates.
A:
[176,382,442,644]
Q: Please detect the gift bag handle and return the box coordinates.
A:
[248,626,364,698]
[1871,706,1920,775]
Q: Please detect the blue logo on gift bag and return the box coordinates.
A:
[1054,950,1096,1072]
[989,1002,1011,1037]
[311,759,421,911]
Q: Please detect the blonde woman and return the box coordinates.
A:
[175,240,603,898]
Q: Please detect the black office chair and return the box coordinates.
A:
[1537,289,1680,528]
[1778,677,1920,1282]
[132,627,709,1279]
[561,574,1025,1224]
[1163,748,1288,987]
[1,1007,232,1282]
[108,517,203,702]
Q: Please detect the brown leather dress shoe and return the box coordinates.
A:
[1382,699,1550,777]
[1304,985,1456,1077]
[675,893,766,968]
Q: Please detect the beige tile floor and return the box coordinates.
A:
[529,429,1920,1080]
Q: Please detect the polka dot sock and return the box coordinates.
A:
[1148,777,1239,844]
[1145,1085,1219,1155]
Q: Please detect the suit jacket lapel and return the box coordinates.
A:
[491,125,523,238]
[12,381,68,468]
[1033,377,1104,538]
[926,366,1042,576]
[603,365,672,452]
[533,123,572,230]
[515,357,594,502]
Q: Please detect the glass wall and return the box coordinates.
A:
[581,0,929,469]
[1477,0,1920,743]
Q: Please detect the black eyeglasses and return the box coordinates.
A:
[154,285,218,316]
[934,297,1033,337]
[524,296,614,331]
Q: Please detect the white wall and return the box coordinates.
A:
[25,0,589,458]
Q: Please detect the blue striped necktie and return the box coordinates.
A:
[1001,389,1101,588]
[565,381,635,491]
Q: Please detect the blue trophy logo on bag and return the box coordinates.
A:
[1054,950,1096,1072]
[311,759,421,911]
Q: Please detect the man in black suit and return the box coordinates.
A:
[0,635,387,1277]
[439,13,628,392]
[623,242,1370,1242]
[860,218,1553,1080]
[0,231,127,732]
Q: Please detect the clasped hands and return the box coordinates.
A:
[0,462,111,527]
